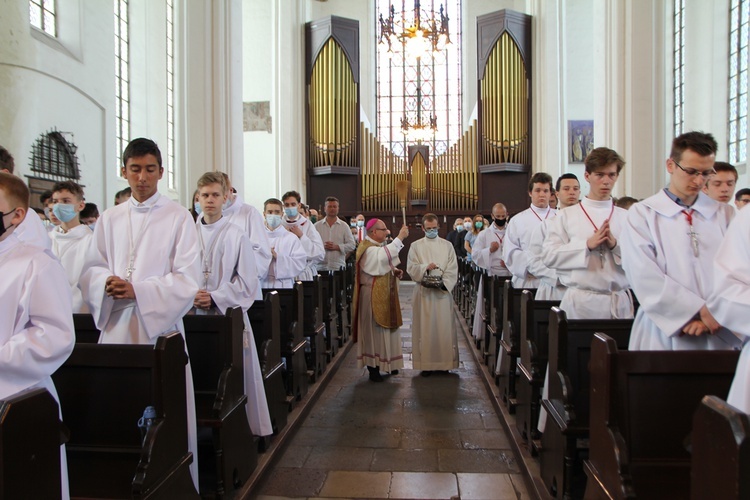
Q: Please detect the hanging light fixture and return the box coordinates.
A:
[401,115,438,142]
[378,1,451,60]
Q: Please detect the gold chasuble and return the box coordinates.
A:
[352,240,403,342]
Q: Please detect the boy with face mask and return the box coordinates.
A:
[49,181,93,313]
[281,190,325,281]
[261,198,307,289]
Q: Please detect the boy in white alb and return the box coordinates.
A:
[622,131,740,350]
[542,147,633,320]
[261,198,307,289]
[194,172,272,437]
[48,181,94,313]
[0,172,75,499]
[281,190,325,280]
[502,172,556,289]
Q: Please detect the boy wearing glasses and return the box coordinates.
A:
[542,148,633,320]
[621,131,740,351]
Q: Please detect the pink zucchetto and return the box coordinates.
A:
[365,218,379,231]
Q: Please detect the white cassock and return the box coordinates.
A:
[16,207,52,250]
[223,194,273,294]
[527,219,566,301]
[470,223,511,339]
[0,233,75,499]
[261,225,308,289]
[50,224,94,313]
[282,215,325,281]
[708,205,750,412]
[79,193,202,489]
[542,197,632,320]
[503,205,556,289]
[623,190,740,350]
[196,215,273,436]
[407,236,459,370]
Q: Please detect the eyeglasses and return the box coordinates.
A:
[372,227,388,232]
[672,159,715,179]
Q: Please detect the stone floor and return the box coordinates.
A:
[253,282,530,500]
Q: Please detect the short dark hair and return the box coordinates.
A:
[735,188,750,201]
[52,180,85,200]
[0,145,14,173]
[0,171,29,210]
[40,190,53,205]
[670,131,718,162]
[713,161,738,181]
[325,196,339,205]
[80,202,100,219]
[422,213,439,225]
[528,172,553,192]
[585,147,625,174]
[264,197,283,211]
[555,173,579,192]
[122,138,162,168]
[282,190,301,203]
[615,196,638,209]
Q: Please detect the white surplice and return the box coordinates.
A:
[355,236,405,372]
[282,215,325,281]
[708,205,750,412]
[223,194,273,293]
[315,217,357,271]
[527,220,567,301]
[195,215,273,437]
[407,236,459,370]
[623,190,740,350]
[261,224,308,289]
[0,233,75,499]
[470,223,511,339]
[16,206,52,250]
[542,198,632,320]
[50,224,94,313]
[503,205,556,288]
[79,193,202,489]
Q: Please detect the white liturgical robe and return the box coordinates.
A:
[223,194,272,293]
[623,190,740,350]
[407,236,459,370]
[195,215,273,436]
[79,192,202,488]
[503,205,556,289]
[16,206,52,250]
[261,224,308,289]
[50,224,94,313]
[709,205,750,413]
[282,215,325,281]
[527,220,566,301]
[470,223,511,339]
[0,233,75,499]
[542,198,632,320]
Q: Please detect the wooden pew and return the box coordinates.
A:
[318,271,338,360]
[0,388,62,499]
[498,281,535,413]
[539,307,632,500]
[345,261,355,328]
[584,334,739,500]
[248,291,288,445]
[486,275,511,376]
[302,276,327,381]
[691,395,750,500]
[516,290,560,451]
[333,268,349,347]
[262,283,308,403]
[477,268,491,353]
[52,333,199,499]
[73,313,100,343]
[183,307,257,497]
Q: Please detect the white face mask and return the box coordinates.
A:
[265,214,282,229]
[463,222,471,230]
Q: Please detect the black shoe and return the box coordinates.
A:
[420,370,433,377]
[368,366,384,382]
[390,370,399,375]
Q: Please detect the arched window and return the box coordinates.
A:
[29,130,81,180]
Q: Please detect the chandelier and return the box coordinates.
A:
[401,115,437,142]
[378,1,451,60]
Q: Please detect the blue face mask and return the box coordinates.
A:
[357,220,365,227]
[425,228,439,239]
[53,203,79,223]
[194,202,202,215]
[88,223,96,231]
[222,196,234,211]
[266,214,282,229]
[351,221,357,228]
[284,206,298,218]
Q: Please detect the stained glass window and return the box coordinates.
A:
[673,0,685,137]
[729,0,749,164]
[115,0,129,167]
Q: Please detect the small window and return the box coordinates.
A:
[115,0,130,168]
[673,0,685,137]
[728,0,749,164]
[29,130,81,181]
[29,0,56,37]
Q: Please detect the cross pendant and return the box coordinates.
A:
[125,262,135,282]
[598,246,605,268]
[203,270,211,289]
[688,228,700,257]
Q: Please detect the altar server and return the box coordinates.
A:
[281,190,325,280]
[261,198,307,289]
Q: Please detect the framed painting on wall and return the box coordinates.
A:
[568,120,593,163]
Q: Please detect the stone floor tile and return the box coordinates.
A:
[480,412,504,429]
[371,448,439,471]
[276,444,313,468]
[460,428,512,449]
[255,467,327,497]
[389,472,459,499]
[438,449,519,473]
[400,428,462,449]
[304,445,375,471]
[509,474,533,499]
[253,495,306,500]
[456,473,521,500]
[318,470,392,498]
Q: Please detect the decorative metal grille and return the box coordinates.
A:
[29,130,80,181]
[673,0,685,137]
[375,0,462,159]
[115,0,130,167]
[729,0,749,164]
[29,0,56,37]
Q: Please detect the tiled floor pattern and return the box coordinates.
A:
[253,282,530,499]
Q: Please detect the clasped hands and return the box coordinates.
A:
[681,305,721,337]
[194,290,213,310]
[586,219,617,251]
[105,276,136,300]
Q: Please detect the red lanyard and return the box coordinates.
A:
[493,230,504,245]
[531,207,551,222]
[681,209,694,225]
[579,202,615,231]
